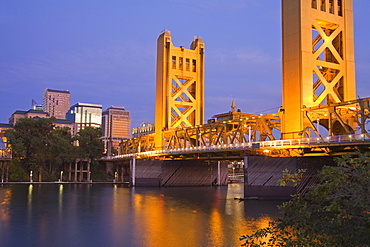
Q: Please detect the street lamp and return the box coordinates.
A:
[317,118,320,137]
[30,170,33,183]
[232,167,235,179]
[60,171,63,183]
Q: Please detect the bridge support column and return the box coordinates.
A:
[130,159,228,187]
[282,0,356,138]
[130,158,136,187]
[217,161,221,186]
[244,155,335,200]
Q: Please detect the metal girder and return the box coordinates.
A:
[303,97,370,137]
[119,134,155,155]
[119,113,281,155]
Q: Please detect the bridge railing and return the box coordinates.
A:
[109,133,370,159]
[259,133,369,147]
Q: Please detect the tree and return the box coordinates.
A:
[240,153,370,247]
[4,117,79,181]
[74,127,104,180]
[48,126,75,179]
[74,127,104,161]
[5,117,55,181]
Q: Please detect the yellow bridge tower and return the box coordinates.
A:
[154,30,205,149]
[282,0,356,139]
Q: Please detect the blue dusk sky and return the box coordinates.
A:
[1,0,370,128]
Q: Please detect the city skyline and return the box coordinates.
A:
[1,1,370,128]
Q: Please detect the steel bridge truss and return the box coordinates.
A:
[303,97,370,137]
[119,98,370,156]
[119,113,281,154]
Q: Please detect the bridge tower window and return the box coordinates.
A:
[320,0,326,12]
[312,0,317,9]
[186,58,190,71]
[192,60,196,72]
[179,57,183,70]
[329,0,334,14]
[172,56,176,69]
[338,0,343,16]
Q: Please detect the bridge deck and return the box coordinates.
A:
[105,133,370,161]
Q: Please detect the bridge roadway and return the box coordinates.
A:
[104,133,370,161]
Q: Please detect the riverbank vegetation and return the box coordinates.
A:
[240,153,370,247]
[4,117,105,182]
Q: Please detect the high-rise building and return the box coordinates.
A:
[42,89,70,119]
[66,102,102,136]
[102,106,131,154]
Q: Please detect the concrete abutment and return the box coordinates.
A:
[244,155,336,200]
[129,159,228,187]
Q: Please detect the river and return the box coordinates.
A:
[0,183,283,247]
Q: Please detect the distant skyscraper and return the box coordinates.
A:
[102,106,131,154]
[42,89,70,119]
[66,102,102,136]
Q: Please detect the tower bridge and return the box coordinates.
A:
[103,0,370,197]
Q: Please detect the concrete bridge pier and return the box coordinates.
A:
[243,155,336,200]
[129,159,228,187]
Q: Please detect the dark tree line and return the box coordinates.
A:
[240,153,370,247]
[5,117,104,181]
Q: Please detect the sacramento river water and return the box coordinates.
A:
[0,183,282,247]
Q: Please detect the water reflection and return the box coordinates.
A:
[0,184,282,247]
[0,186,11,222]
[58,184,63,217]
[27,185,33,225]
